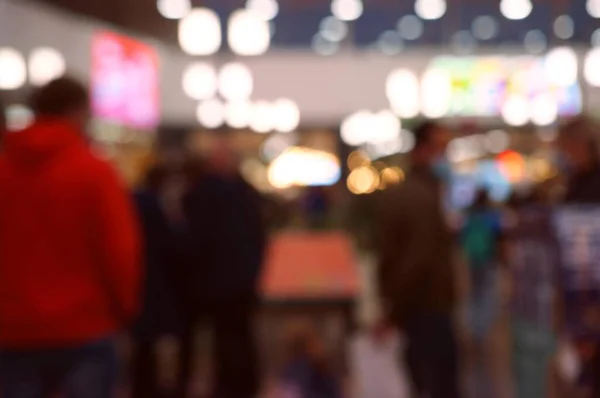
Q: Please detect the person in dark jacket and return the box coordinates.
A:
[376,121,460,398]
[131,165,180,398]
[178,140,267,398]
[557,117,600,398]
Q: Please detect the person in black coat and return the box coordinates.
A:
[131,165,181,398]
[177,142,267,398]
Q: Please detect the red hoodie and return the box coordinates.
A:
[0,120,141,348]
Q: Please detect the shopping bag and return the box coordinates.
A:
[349,331,409,398]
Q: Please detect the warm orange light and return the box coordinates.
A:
[496,150,525,183]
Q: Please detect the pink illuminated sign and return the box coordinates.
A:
[91,32,160,129]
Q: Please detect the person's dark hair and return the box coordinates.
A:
[470,189,490,210]
[29,77,89,117]
[144,165,169,191]
[413,121,441,150]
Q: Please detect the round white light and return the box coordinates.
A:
[584,48,600,87]
[399,129,416,153]
[341,110,372,146]
[501,95,529,126]
[331,0,364,22]
[319,16,348,42]
[554,15,575,40]
[225,101,253,128]
[250,100,275,133]
[245,0,279,21]
[451,30,477,54]
[0,48,26,90]
[272,98,300,133]
[386,69,420,118]
[196,99,226,129]
[377,31,404,55]
[471,15,498,40]
[544,47,578,87]
[593,29,600,47]
[179,8,221,55]
[5,104,34,132]
[182,62,217,100]
[484,130,509,154]
[28,47,66,87]
[421,68,452,118]
[524,30,547,54]
[397,15,424,40]
[500,0,532,20]
[312,34,340,55]
[228,9,271,56]
[530,94,558,126]
[415,0,447,20]
[157,0,191,19]
[371,110,401,144]
[587,0,600,18]
[218,62,253,101]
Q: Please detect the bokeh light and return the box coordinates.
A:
[228,9,271,56]
[331,0,364,22]
[471,15,498,40]
[397,15,424,40]
[347,166,379,194]
[268,147,341,188]
[484,130,510,154]
[225,101,253,128]
[182,62,217,100]
[157,0,190,19]
[584,48,600,87]
[218,62,254,101]
[28,47,66,86]
[530,94,558,126]
[245,0,279,21]
[415,0,446,20]
[523,30,547,54]
[544,47,578,87]
[553,15,575,40]
[501,95,529,126]
[587,0,600,18]
[196,99,226,128]
[387,69,420,118]
[250,100,275,133]
[347,150,371,170]
[179,8,221,55]
[5,104,33,132]
[379,167,405,189]
[0,48,27,90]
[421,68,452,118]
[500,0,532,20]
[319,16,348,42]
[272,98,301,133]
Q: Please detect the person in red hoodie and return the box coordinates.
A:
[0,77,141,398]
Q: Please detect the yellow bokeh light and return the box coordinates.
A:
[379,167,405,189]
[347,166,379,195]
[347,150,371,170]
[530,157,557,182]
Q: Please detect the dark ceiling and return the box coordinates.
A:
[33,0,600,49]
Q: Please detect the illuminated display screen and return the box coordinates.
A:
[91,31,160,129]
[428,56,582,117]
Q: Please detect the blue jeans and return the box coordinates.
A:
[0,337,118,398]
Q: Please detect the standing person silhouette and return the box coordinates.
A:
[0,77,141,398]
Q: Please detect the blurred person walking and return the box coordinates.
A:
[460,190,503,398]
[376,121,461,398]
[131,164,181,398]
[556,117,600,398]
[0,77,141,398]
[179,140,267,398]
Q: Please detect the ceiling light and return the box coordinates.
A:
[500,0,532,20]
[179,8,221,55]
[312,34,340,56]
[587,0,600,18]
[553,15,574,40]
[319,16,348,42]
[377,31,404,55]
[218,62,253,101]
[228,9,271,56]
[0,48,26,90]
[28,47,66,86]
[414,0,446,20]
[471,15,498,40]
[397,15,424,40]
[245,0,279,21]
[523,30,547,54]
[157,0,190,19]
[331,0,364,22]
[182,62,217,100]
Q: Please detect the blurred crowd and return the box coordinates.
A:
[1,76,600,398]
